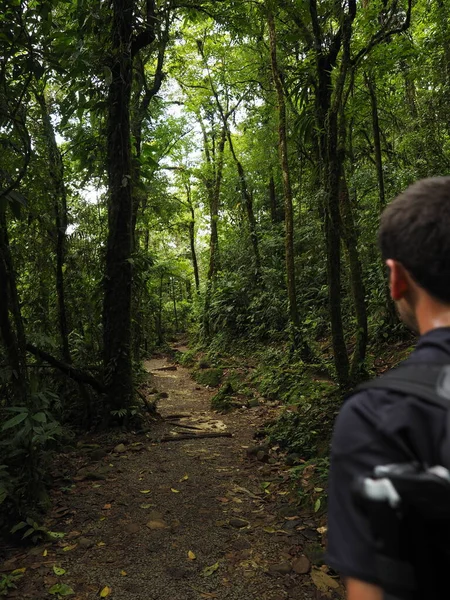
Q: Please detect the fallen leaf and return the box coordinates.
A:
[146,520,167,530]
[99,517,106,521]
[314,487,324,492]
[317,526,328,535]
[47,531,66,540]
[188,550,196,560]
[97,542,106,547]
[62,544,78,552]
[314,498,321,513]
[180,474,189,482]
[100,586,112,597]
[49,583,75,596]
[11,568,26,575]
[171,488,180,493]
[120,570,127,576]
[311,569,339,592]
[43,549,48,557]
[216,497,229,503]
[103,504,112,510]
[202,562,219,577]
[140,490,151,494]
[53,566,66,576]
[140,503,154,509]
[263,526,277,534]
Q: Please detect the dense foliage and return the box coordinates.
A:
[1,0,446,532]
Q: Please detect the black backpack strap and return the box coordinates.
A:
[355,364,450,410]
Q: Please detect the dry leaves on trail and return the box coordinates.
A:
[310,568,340,594]
[99,586,112,597]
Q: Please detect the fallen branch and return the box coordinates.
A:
[170,423,205,431]
[26,343,105,393]
[157,432,233,443]
[165,413,193,419]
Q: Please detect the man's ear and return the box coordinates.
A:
[386,259,409,300]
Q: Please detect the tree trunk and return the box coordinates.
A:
[103,0,134,411]
[267,8,312,362]
[171,277,179,332]
[365,73,398,326]
[339,172,368,382]
[35,90,71,363]
[186,183,200,291]
[208,125,226,281]
[364,74,385,210]
[226,131,261,277]
[325,107,349,386]
[0,210,28,403]
[156,272,164,345]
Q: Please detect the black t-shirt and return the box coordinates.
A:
[326,327,450,584]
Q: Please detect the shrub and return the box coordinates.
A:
[192,368,223,387]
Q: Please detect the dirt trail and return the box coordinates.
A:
[1,357,343,600]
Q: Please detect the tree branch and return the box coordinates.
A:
[26,343,105,393]
[351,0,412,67]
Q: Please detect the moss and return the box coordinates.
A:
[192,367,223,387]
[211,382,235,411]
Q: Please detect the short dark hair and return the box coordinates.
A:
[378,177,450,303]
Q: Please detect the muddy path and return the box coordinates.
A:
[1,356,343,600]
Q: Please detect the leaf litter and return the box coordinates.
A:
[2,355,342,600]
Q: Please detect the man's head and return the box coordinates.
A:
[379,177,450,332]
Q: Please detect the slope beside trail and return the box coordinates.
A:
[1,354,344,600]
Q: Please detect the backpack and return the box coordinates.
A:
[352,363,450,600]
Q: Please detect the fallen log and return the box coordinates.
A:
[26,343,104,393]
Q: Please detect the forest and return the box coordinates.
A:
[0,0,446,596]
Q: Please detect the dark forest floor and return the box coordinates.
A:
[0,352,344,600]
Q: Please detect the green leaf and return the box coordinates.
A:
[22,527,36,539]
[2,411,28,431]
[10,521,27,534]
[48,583,75,596]
[0,485,8,505]
[314,498,321,513]
[202,561,220,577]
[53,566,66,576]
[32,412,47,423]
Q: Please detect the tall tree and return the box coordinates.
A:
[103,0,157,412]
[267,5,312,361]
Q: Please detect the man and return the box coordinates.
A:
[326,177,450,599]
